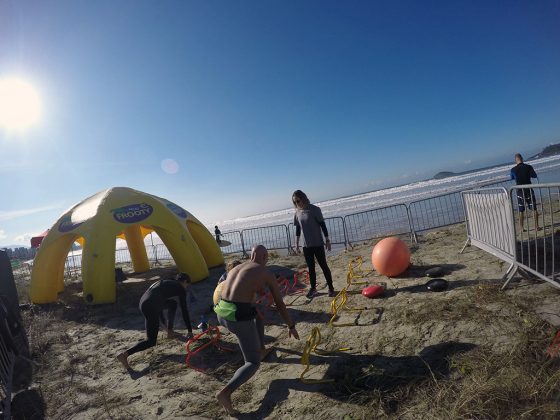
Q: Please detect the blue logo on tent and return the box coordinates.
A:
[166,202,188,219]
[58,216,83,232]
[112,203,153,223]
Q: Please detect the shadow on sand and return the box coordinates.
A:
[236,341,476,419]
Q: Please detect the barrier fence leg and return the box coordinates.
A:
[501,264,518,290]
[154,246,160,266]
[459,238,470,254]
[240,233,249,259]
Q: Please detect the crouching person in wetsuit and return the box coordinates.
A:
[214,245,300,416]
[117,273,194,370]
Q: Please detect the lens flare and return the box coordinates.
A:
[161,158,179,174]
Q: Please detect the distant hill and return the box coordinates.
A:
[433,171,457,180]
[432,142,560,180]
[531,142,560,159]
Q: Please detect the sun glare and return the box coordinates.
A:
[0,77,42,131]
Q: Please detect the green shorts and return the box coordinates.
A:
[214,299,257,322]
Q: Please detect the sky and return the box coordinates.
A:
[1,0,560,247]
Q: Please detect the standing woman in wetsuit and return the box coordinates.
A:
[292,190,336,298]
[117,273,194,370]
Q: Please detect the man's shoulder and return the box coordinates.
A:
[240,262,265,274]
[238,264,272,282]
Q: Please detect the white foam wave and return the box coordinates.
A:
[214,155,560,231]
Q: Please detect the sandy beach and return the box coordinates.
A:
[15,223,560,419]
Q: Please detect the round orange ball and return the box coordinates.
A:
[371,237,410,277]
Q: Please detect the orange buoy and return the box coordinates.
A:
[371,237,410,277]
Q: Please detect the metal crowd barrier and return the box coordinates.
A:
[115,248,132,266]
[153,244,173,262]
[409,178,514,234]
[506,184,560,290]
[460,188,517,284]
[288,216,348,250]
[240,224,291,254]
[0,331,14,419]
[218,231,245,256]
[343,204,414,245]
[8,262,32,287]
[409,191,466,234]
[145,244,159,264]
[461,184,560,290]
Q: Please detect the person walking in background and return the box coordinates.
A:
[214,225,222,244]
[116,273,194,371]
[510,153,540,232]
[292,190,336,298]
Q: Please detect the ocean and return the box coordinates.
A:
[216,155,560,232]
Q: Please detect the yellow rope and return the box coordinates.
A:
[300,328,335,383]
[300,327,350,383]
[328,287,366,327]
[299,257,379,383]
[347,258,369,285]
[351,256,364,273]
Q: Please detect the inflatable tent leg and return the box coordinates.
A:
[81,234,117,304]
[124,225,150,273]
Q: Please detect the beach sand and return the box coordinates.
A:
[17,224,560,419]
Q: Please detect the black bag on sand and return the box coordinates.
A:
[115,267,127,283]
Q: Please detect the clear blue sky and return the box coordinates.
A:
[1,0,559,246]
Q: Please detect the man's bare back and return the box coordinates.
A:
[220,261,273,303]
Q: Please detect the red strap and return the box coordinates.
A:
[547,331,560,357]
[185,326,233,372]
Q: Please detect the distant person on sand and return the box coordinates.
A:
[214,245,299,416]
[117,273,194,371]
[292,190,336,298]
[510,153,540,232]
[214,226,222,244]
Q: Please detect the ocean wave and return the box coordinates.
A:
[213,155,560,231]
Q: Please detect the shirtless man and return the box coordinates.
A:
[214,245,299,416]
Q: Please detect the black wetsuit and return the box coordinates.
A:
[126,279,193,356]
[510,163,538,211]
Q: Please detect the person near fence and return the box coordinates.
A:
[510,153,540,231]
[214,225,222,244]
[292,190,336,298]
[214,245,299,416]
[116,273,194,371]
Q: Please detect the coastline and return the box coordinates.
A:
[212,155,560,232]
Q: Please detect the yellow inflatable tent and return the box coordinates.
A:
[30,187,224,304]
